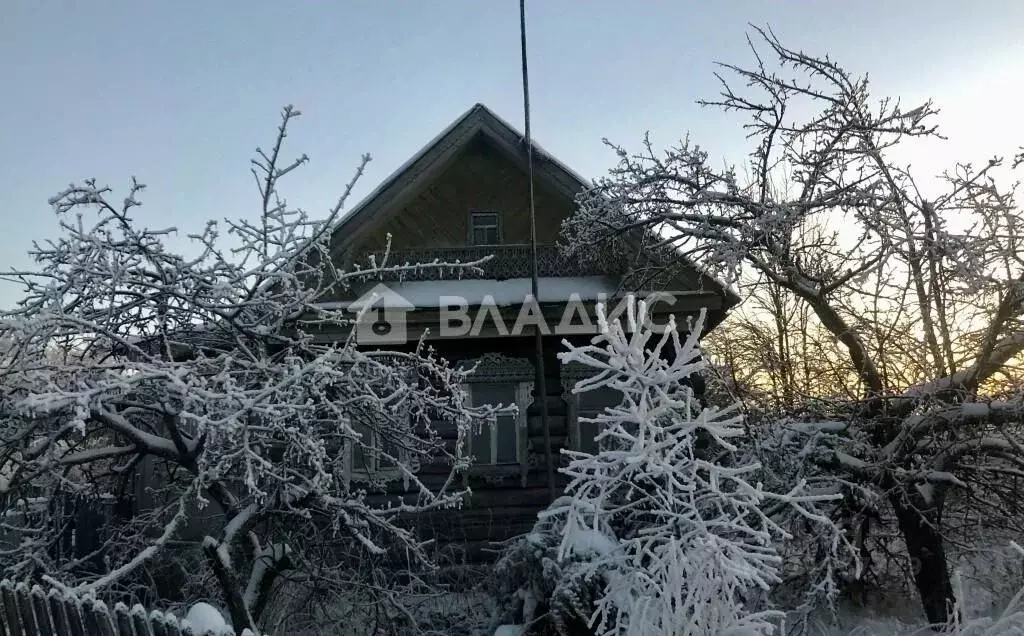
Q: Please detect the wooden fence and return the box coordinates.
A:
[0,579,258,636]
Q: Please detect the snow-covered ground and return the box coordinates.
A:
[233,558,1024,636]
[462,542,1024,636]
[789,543,1024,636]
[263,564,1024,636]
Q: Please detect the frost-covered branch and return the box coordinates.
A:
[506,298,848,636]
[0,106,487,633]
[562,24,1024,627]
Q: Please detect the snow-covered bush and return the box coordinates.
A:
[747,416,869,613]
[0,106,492,633]
[491,495,616,635]
[496,298,846,636]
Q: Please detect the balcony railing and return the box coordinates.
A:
[362,244,627,282]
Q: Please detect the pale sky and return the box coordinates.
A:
[1,1,1022,309]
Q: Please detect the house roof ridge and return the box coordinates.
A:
[473,104,593,190]
[327,103,593,249]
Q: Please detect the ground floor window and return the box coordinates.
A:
[350,420,402,473]
[569,386,623,454]
[562,361,625,454]
[459,354,535,469]
[344,354,416,484]
[466,381,531,465]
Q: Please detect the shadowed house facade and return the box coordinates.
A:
[320,103,738,563]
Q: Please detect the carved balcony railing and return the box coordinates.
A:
[360,244,628,282]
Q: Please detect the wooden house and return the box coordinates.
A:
[319,103,738,563]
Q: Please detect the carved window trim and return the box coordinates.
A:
[457,353,535,383]
[458,354,534,483]
[561,361,597,452]
[365,244,628,281]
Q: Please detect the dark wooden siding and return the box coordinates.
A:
[358,334,569,564]
[378,332,702,564]
[352,136,577,255]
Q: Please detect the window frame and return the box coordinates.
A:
[344,420,411,487]
[562,361,616,454]
[572,395,604,455]
[343,355,418,487]
[457,354,535,484]
[465,381,532,465]
[468,211,502,246]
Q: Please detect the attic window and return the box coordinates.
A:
[470,212,501,245]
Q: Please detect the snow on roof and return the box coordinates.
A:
[480,105,594,190]
[329,104,480,234]
[319,276,621,310]
[321,102,738,314]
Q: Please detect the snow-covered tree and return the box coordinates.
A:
[562,26,1024,627]
[0,106,491,633]
[498,298,843,636]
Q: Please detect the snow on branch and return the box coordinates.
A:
[0,106,487,631]
[537,296,846,636]
[559,24,1024,629]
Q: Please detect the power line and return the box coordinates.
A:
[519,0,555,498]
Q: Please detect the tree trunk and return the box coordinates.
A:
[889,492,957,628]
[203,539,257,635]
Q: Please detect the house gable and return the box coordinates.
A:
[349,134,576,255]
[320,102,739,326]
[303,105,740,561]
[329,103,589,263]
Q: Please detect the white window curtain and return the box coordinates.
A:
[466,381,530,465]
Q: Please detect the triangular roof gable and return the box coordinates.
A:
[328,103,590,258]
[326,102,739,313]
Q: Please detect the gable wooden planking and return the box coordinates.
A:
[353,136,576,255]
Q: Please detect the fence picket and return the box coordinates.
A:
[15,583,40,635]
[44,590,70,636]
[161,613,183,636]
[81,598,112,636]
[2,580,24,636]
[0,579,262,636]
[29,586,54,636]
[59,594,87,636]
[149,610,171,636]
[0,593,7,636]
[129,605,153,636]
[0,580,12,636]
[113,602,136,636]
